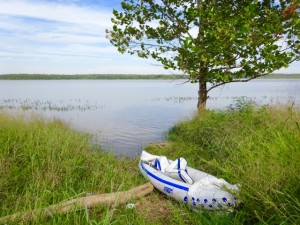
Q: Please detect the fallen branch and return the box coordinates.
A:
[0,182,154,224]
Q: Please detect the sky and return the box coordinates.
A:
[0,0,299,75]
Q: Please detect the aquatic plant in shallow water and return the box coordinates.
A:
[0,98,105,112]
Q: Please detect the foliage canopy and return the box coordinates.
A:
[107,0,300,109]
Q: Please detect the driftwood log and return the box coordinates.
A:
[0,182,153,224]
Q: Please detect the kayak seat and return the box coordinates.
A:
[153,156,170,172]
[163,158,194,185]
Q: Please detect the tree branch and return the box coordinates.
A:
[0,183,154,224]
[207,73,269,92]
[162,0,195,42]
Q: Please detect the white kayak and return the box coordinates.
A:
[139,151,240,211]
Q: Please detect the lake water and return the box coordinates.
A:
[0,79,299,157]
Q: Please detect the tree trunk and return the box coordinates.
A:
[197,79,207,110]
[196,0,207,111]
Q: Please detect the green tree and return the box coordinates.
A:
[106,0,300,110]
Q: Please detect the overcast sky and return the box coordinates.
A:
[0,0,299,75]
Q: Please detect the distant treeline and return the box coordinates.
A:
[0,74,189,80]
[0,73,299,80]
[260,73,300,79]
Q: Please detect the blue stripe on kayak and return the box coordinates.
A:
[177,158,186,183]
[157,160,161,171]
[140,162,189,191]
[178,170,186,183]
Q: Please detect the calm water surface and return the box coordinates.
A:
[0,79,299,156]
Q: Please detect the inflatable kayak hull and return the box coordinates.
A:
[139,151,240,211]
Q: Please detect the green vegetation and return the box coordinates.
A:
[108,0,300,110]
[0,113,144,224]
[1,102,299,224]
[0,74,188,80]
[164,101,300,224]
[0,99,104,112]
[260,73,300,79]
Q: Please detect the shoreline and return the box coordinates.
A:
[0,73,299,80]
[0,105,299,224]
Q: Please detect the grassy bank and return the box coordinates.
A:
[163,103,300,224]
[0,104,299,224]
[0,113,145,224]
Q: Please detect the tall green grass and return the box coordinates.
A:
[164,103,300,224]
[1,103,299,224]
[0,113,144,224]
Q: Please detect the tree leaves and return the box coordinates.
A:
[107,0,300,104]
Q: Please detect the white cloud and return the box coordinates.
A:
[32,32,108,44]
[0,0,173,74]
[0,0,298,75]
[0,0,111,27]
